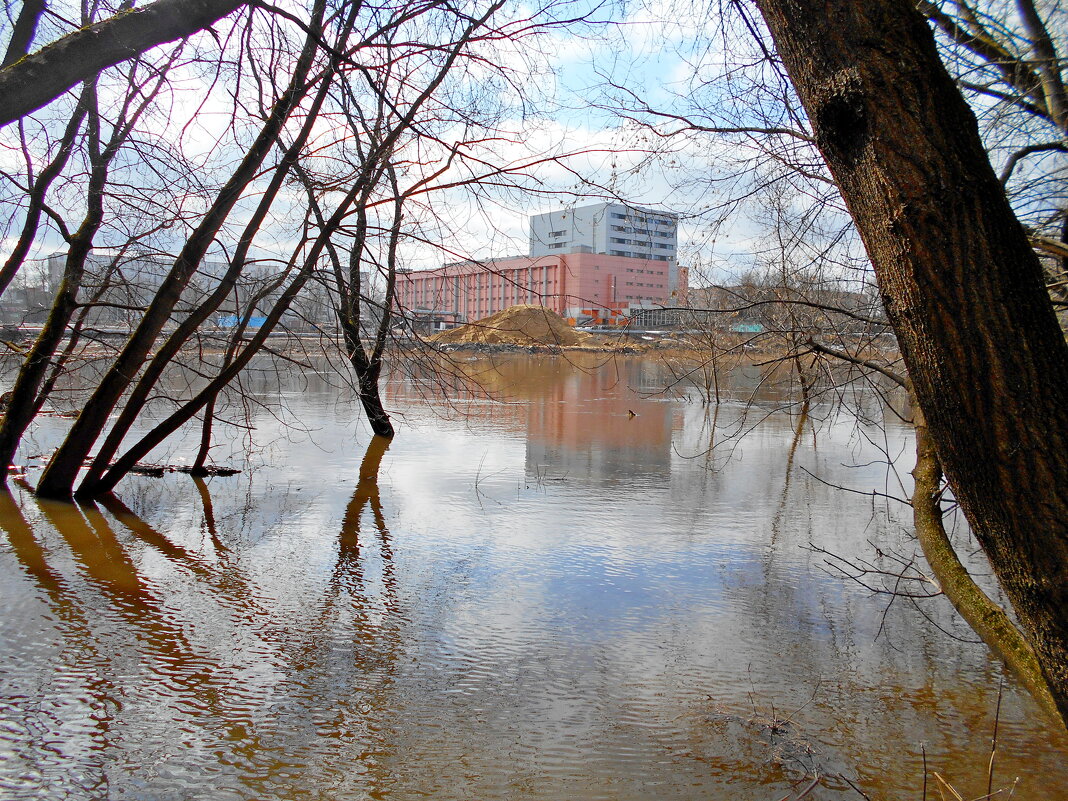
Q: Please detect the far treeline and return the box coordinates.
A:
[0,0,1066,729]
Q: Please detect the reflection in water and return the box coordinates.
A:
[191,474,227,553]
[772,405,810,544]
[524,361,673,484]
[1,354,1067,800]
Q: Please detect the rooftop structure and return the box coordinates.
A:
[529,202,678,263]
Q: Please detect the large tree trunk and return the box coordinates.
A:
[754,0,1068,724]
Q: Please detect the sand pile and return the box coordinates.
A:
[430,304,595,347]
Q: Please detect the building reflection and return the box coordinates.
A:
[387,353,674,483]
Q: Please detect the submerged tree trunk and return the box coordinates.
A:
[911,399,1061,725]
[350,347,394,438]
[756,0,1068,723]
[0,81,105,477]
[0,241,91,476]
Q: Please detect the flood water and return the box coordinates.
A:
[1,352,1066,800]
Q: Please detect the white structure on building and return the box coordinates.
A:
[529,202,678,263]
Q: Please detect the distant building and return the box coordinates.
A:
[20,249,287,331]
[396,202,686,328]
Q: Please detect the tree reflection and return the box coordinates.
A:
[191,474,228,554]
[259,434,401,799]
[330,434,393,600]
[0,481,287,796]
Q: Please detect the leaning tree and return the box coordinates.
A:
[752,0,1068,725]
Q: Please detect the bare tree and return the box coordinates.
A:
[0,30,190,481]
[32,0,332,499]
[13,0,593,498]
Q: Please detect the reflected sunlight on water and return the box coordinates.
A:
[1,353,1066,800]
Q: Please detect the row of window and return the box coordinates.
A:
[609,211,673,227]
[610,224,674,238]
[405,277,560,298]
[611,250,672,260]
[610,237,676,250]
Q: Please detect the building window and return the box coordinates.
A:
[549,230,567,238]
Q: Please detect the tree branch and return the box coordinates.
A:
[0,0,246,128]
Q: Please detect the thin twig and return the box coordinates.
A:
[987,678,1003,799]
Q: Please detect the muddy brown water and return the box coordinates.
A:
[1,352,1066,799]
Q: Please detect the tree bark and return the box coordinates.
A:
[350,346,395,438]
[755,0,1068,724]
[2,0,47,68]
[0,0,245,127]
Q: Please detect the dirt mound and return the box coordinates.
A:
[430,305,595,347]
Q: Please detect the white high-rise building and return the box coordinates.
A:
[529,202,678,263]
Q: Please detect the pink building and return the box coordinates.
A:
[396,250,686,327]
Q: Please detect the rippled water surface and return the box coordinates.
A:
[2,353,1066,800]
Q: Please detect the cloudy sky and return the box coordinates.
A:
[0,0,831,286]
